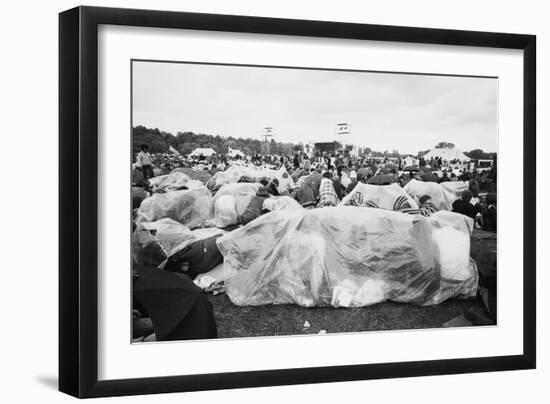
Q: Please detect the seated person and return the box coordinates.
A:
[479,192,497,231]
[294,181,317,208]
[317,171,340,207]
[346,171,359,194]
[164,234,224,279]
[240,186,270,224]
[452,190,480,219]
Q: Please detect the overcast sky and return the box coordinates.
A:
[132,61,497,154]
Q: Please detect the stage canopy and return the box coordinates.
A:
[423,147,471,162]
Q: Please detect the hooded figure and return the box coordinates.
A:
[267,178,280,196]
[294,181,317,208]
[480,192,497,231]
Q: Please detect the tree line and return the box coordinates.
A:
[133,125,297,156]
[133,126,496,160]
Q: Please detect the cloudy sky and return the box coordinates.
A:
[132,61,497,154]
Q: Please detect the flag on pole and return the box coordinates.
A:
[169,145,180,155]
[337,123,351,135]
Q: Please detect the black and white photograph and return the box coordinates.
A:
[130,60,498,343]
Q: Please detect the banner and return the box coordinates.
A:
[337,123,351,135]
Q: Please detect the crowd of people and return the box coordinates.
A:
[133,145,497,232]
[131,144,497,341]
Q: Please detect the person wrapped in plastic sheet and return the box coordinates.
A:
[217,207,478,308]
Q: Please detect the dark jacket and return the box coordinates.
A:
[452,199,479,219]
[294,183,317,207]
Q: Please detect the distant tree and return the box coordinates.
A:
[465,149,497,160]
[435,141,455,149]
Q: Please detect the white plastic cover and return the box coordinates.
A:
[148,171,193,192]
[218,207,478,307]
[214,195,238,228]
[213,183,261,227]
[440,181,468,199]
[135,185,215,229]
[339,183,419,210]
[403,179,456,210]
[133,219,225,267]
[263,196,303,211]
[208,165,295,193]
[133,218,193,266]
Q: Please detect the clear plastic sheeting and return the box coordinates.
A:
[148,171,193,192]
[166,227,227,259]
[218,207,478,307]
[214,195,238,228]
[404,179,456,210]
[441,181,469,199]
[213,183,261,227]
[135,185,215,229]
[263,196,303,211]
[208,165,295,193]
[133,218,193,266]
[339,183,419,210]
[133,219,225,267]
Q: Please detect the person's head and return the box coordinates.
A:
[419,195,431,205]
[322,171,332,179]
[349,170,357,181]
[140,144,149,152]
[461,189,473,202]
[486,192,497,206]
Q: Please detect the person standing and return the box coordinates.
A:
[137,144,154,179]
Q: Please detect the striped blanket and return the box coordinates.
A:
[317,178,340,207]
[347,194,438,217]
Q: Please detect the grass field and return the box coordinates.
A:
[207,228,497,338]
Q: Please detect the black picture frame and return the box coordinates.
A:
[59,6,536,398]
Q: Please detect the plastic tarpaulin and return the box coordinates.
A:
[148,171,194,192]
[441,181,468,199]
[339,183,419,210]
[218,207,478,307]
[404,179,456,210]
[133,219,194,266]
[263,196,303,211]
[213,183,262,228]
[133,219,225,267]
[208,165,295,193]
[135,185,215,229]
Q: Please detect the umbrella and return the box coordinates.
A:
[366,174,397,185]
[133,265,217,341]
